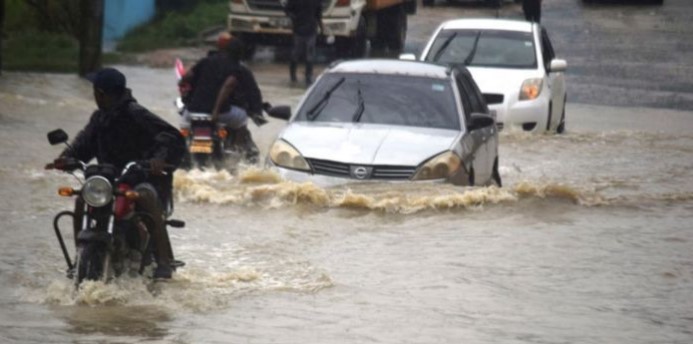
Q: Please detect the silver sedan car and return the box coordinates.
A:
[266,59,501,187]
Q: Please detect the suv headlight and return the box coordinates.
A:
[82,176,113,207]
[519,78,543,101]
[412,151,461,181]
[269,140,311,171]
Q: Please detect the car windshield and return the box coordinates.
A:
[425,29,537,69]
[296,73,460,130]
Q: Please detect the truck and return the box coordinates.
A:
[227,0,418,59]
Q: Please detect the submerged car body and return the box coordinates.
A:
[267,59,501,187]
[419,18,568,133]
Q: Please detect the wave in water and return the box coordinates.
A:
[173,168,622,213]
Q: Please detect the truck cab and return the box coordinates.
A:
[228,0,417,59]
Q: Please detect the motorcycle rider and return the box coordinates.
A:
[179,32,268,162]
[47,67,186,279]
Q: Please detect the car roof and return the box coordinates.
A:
[439,18,534,33]
[328,59,450,79]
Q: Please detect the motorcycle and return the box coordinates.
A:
[174,58,290,170]
[47,129,185,287]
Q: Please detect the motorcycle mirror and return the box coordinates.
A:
[48,129,69,145]
[266,105,291,121]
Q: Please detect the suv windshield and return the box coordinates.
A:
[426,29,537,69]
[296,73,460,130]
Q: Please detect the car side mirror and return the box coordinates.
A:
[47,129,69,145]
[549,59,567,73]
[266,105,291,121]
[467,113,495,131]
[399,53,417,61]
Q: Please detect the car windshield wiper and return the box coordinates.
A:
[306,77,345,121]
[432,32,457,62]
[351,81,365,123]
[463,31,482,66]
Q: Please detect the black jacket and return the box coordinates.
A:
[62,90,186,172]
[186,53,264,116]
[285,0,322,37]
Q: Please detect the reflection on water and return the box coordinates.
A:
[56,304,172,339]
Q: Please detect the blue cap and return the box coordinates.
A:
[86,68,126,94]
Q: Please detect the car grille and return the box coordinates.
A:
[305,158,416,180]
[246,0,331,12]
[483,93,504,105]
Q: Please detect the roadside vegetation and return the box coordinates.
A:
[2,0,226,72]
[117,0,227,52]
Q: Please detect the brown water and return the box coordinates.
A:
[1,64,692,343]
[4,1,693,338]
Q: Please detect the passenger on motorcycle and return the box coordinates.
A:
[47,68,186,279]
[179,33,268,161]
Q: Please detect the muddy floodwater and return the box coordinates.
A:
[2,1,693,343]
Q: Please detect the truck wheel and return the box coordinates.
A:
[335,17,367,59]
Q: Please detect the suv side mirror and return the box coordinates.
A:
[399,53,417,61]
[467,113,495,131]
[47,129,69,145]
[549,59,567,73]
[266,105,291,121]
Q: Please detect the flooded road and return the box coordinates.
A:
[2,1,693,343]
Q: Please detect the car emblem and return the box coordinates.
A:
[351,166,371,180]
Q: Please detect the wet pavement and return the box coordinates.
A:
[1,0,693,343]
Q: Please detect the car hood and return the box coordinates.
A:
[467,67,542,96]
[279,122,460,166]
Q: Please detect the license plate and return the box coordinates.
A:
[189,140,213,154]
[269,17,291,29]
[193,127,212,138]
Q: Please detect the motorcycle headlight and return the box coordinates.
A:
[412,151,462,181]
[519,78,543,101]
[82,176,113,207]
[269,140,311,171]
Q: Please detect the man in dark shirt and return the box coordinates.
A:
[48,68,186,279]
[285,0,325,85]
[523,0,542,23]
[180,34,267,160]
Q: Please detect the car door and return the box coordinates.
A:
[540,27,565,131]
[463,74,496,184]
[456,72,491,184]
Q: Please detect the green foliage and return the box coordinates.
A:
[4,0,40,31]
[118,0,228,52]
[3,30,79,72]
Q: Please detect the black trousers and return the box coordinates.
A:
[523,2,542,23]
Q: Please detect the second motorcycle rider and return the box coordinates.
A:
[179,33,268,162]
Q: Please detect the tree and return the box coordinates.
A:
[1,0,5,75]
[22,0,102,75]
[78,0,103,76]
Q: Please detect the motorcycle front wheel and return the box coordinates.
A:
[74,243,108,287]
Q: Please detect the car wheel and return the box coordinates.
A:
[556,96,566,134]
[492,158,502,187]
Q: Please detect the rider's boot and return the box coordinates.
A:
[236,126,260,163]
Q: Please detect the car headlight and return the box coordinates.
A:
[82,176,113,207]
[519,78,543,101]
[412,151,462,181]
[269,140,311,171]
